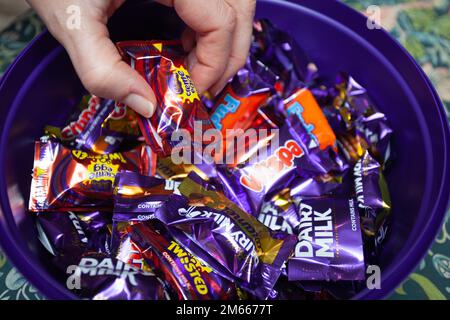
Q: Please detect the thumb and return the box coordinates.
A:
[60,19,156,117]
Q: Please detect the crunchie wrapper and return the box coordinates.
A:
[29,137,156,212]
[117,40,214,156]
[155,172,297,299]
[127,221,238,300]
[67,252,170,300]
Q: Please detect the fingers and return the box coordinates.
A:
[65,29,157,117]
[28,0,156,117]
[164,0,237,94]
[158,0,255,96]
[210,0,256,95]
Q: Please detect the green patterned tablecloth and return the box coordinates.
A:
[0,1,449,300]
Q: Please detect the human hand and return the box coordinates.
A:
[27,0,256,117]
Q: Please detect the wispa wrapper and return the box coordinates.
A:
[353,151,391,258]
[127,221,238,300]
[217,115,344,216]
[117,40,214,156]
[68,252,169,300]
[288,196,366,281]
[155,173,297,299]
[326,74,393,165]
[29,138,156,212]
[46,95,141,154]
[283,88,337,151]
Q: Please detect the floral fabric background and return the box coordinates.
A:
[0,0,448,300]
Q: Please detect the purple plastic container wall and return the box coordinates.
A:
[0,0,448,299]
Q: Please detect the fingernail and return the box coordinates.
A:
[122,93,155,118]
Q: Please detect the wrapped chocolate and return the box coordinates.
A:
[127,221,238,300]
[36,211,112,266]
[353,151,391,256]
[210,57,277,133]
[36,212,89,261]
[257,188,298,235]
[288,195,366,281]
[68,252,169,300]
[117,40,214,156]
[283,88,337,151]
[29,137,156,212]
[111,171,180,255]
[217,116,341,216]
[45,95,141,154]
[251,19,311,97]
[155,173,297,299]
[327,75,393,164]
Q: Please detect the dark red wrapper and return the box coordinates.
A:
[29,137,156,212]
[116,40,214,156]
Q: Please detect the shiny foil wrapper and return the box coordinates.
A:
[155,173,297,299]
[353,151,391,258]
[45,95,141,155]
[127,221,238,300]
[117,40,214,156]
[29,138,156,212]
[328,75,393,164]
[210,57,277,134]
[111,171,181,263]
[36,211,112,267]
[251,19,311,97]
[68,252,169,300]
[288,196,366,281]
[217,115,344,216]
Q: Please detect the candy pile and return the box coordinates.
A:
[29,20,392,300]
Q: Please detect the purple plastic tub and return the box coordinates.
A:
[0,0,448,300]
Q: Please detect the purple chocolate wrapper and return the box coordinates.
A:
[68,252,169,300]
[353,151,391,257]
[251,19,311,97]
[217,115,343,216]
[155,173,297,299]
[36,211,112,266]
[288,196,365,281]
[327,74,393,164]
